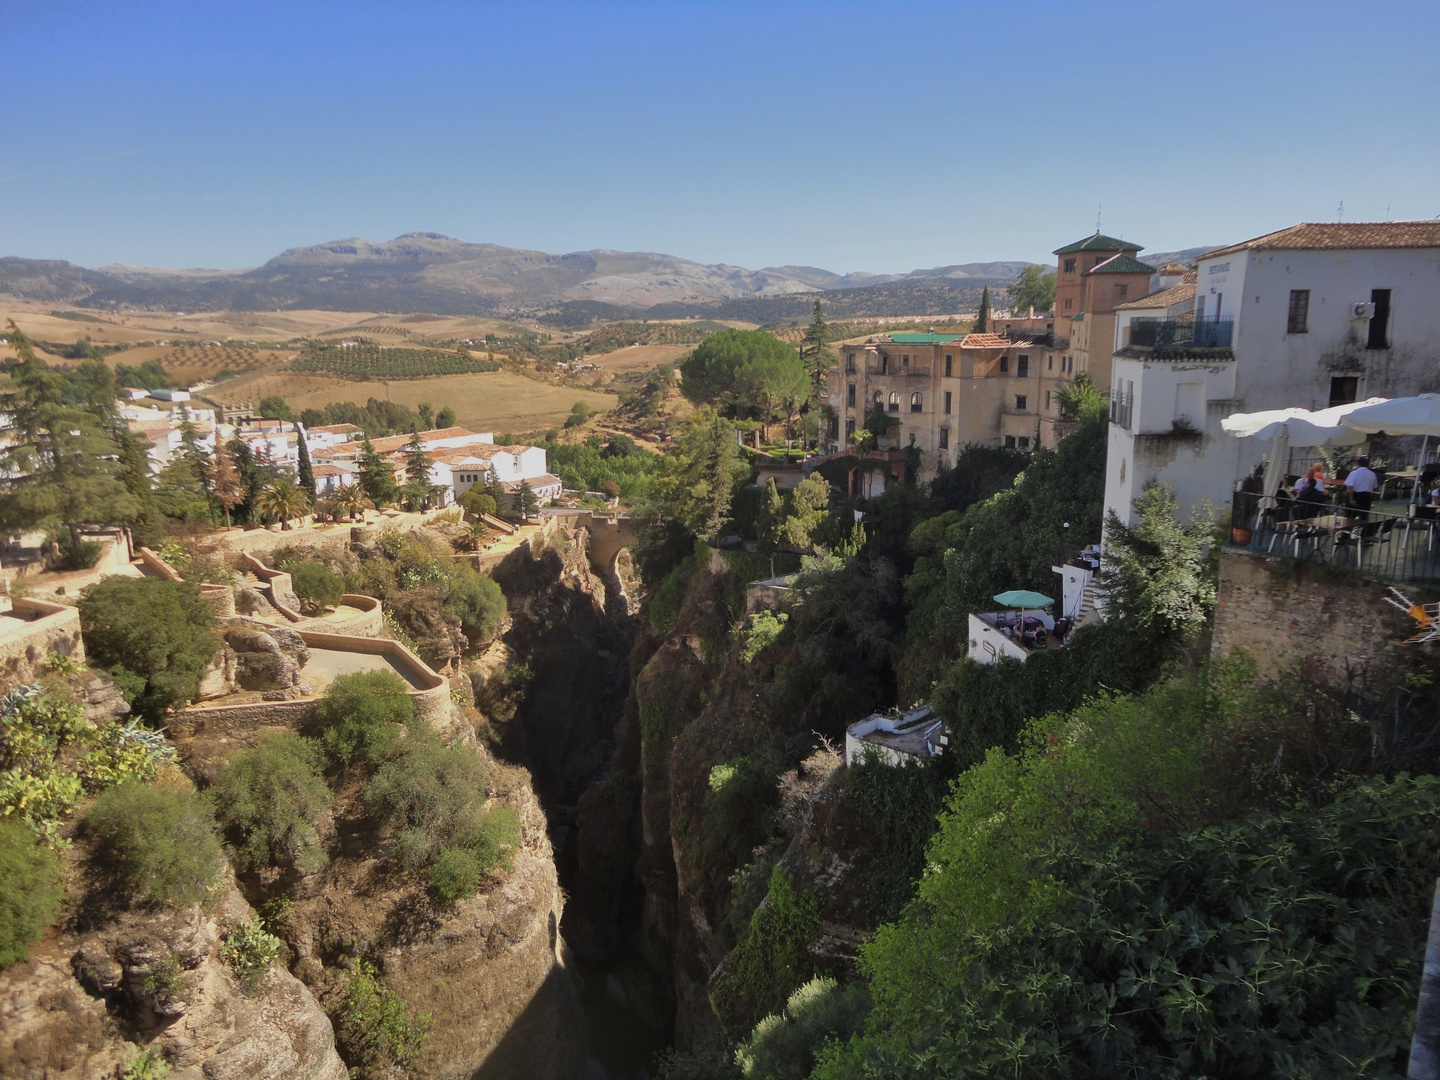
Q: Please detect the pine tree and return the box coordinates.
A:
[418,403,435,430]
[517,480,539,519]
[358,436,398,507]
[207,439,245,527]
[295,423,316,494]
[401,432,437,511]
[975,286,991,333]
[756,477,785,582]
[0,322,138,550]
[115,430,160,544]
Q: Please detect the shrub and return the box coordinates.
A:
[220,915,282,994]
[0,819,63,969]
[447,567,506,639]
[363,731,519,905]
[78,577,220,720]
[335,958,430,1070]
[283,560,345,614]
[310,670,415,769]
[458,488,497,518]
[122,1048,171,1080]
[82,782,224,909]
[211,732,330,872]
[736,977,871,1080]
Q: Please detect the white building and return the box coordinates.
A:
[1104,221,1440,526]
[844,705,946,766]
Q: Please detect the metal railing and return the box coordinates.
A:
[1128,318,1234,348]
[1230,491,1440,585]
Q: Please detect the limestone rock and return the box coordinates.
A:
[223,626,302,692]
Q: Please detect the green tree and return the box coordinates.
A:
[649,407,752,543]
[78,577,221,720]
[0,819,63,970]
[782,474,830,550]
[517,480,539,517]
[115,429,161,544]
[680,330,810,438]
[756,478,786,582]
[1101,482,1216,638]
[211,731,331,873]
[295,424,316,494]
[400,432,439,511]
[435,405,457,429]
[565,401,591,429]
[257,395,295,421]
[1054,371,1106,421]
[458,488,496,519]
[1006,264,1057,314]
[799,299,835,397]
[417,402,435,429]
[333,482,373,522]
[974,285,990,332]
[358,436,399,507]
[0,322,139,551]
[255,477,309,529]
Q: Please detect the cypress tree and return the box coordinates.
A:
[295,423,316,494]
[975,286,991,333]
[358,436,399,507]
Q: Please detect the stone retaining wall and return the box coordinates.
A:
[1211,547,1435,680]
[313,594,383,637]
[0,598,84,690]
[177,629,450,741]
[137,546,184,582]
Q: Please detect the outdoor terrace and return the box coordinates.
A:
[968,608,1071,664]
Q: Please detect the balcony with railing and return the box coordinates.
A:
[1126,318,1234,349]
[1230,491,1440,586]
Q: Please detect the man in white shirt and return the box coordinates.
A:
[1345,457,1380,518]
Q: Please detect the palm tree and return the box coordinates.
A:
[255,478,310,530]
[333,482,374,523]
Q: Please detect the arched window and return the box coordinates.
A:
[873,390,883,406]
[910,392,923,413]
[888,391,900,412]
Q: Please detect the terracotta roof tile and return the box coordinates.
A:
[1204,221,1440,259]
[1115,280,1198,311]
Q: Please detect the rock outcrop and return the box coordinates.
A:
[0,887,346,1080]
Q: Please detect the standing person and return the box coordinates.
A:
[1345,457,1380,519]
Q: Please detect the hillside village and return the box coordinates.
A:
[4,217,1440,1079]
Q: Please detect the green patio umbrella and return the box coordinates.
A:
[993,590,1054,608]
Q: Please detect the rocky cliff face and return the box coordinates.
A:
[0,884,346,1080]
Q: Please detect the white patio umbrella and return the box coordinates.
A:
[1341,395,1440,503]
[1222,400,1380,526]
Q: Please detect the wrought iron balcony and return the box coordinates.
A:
[1127,318,1234,348]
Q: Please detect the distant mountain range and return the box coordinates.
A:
[0,234,1217,322]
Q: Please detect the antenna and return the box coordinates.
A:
[1095,204,1102,233]
[1337,199,1344,223]
[1384,205,1391,222]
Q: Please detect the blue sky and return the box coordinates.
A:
[4,0,1438,274]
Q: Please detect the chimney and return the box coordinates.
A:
[1157,263,1187,291]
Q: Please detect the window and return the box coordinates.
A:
[1004,435,1017,448]
[1047,354,1053,371]
[1287,289,1310,333]
[911,392,923,413]
[1064,258,1077,273]
[1064,298,1073,311]
[846,354,856,373]
[944,354,953,377]
[845,417,855,439]
[873,390,883,404]
[1045,390,1051,410]
[1195,295,1206,321]
[1114,283,1128,298]
[847,384,856,407]
[999,356,1009,373]
[1017,355,1029,378]
[943,390,952,414]
[1329,376,1359,408]
[881,355,889,374]
[1017,436,1030,450]
[888,391,900,413]
[1368,289,1392,349]
[1015,395,1028,411]
[902,356,910,373]
[939,426,949,450]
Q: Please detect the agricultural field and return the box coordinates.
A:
[587,344,692,374]
[292,343,500,378]
[207,369,614,436]
[104,343,297,384]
